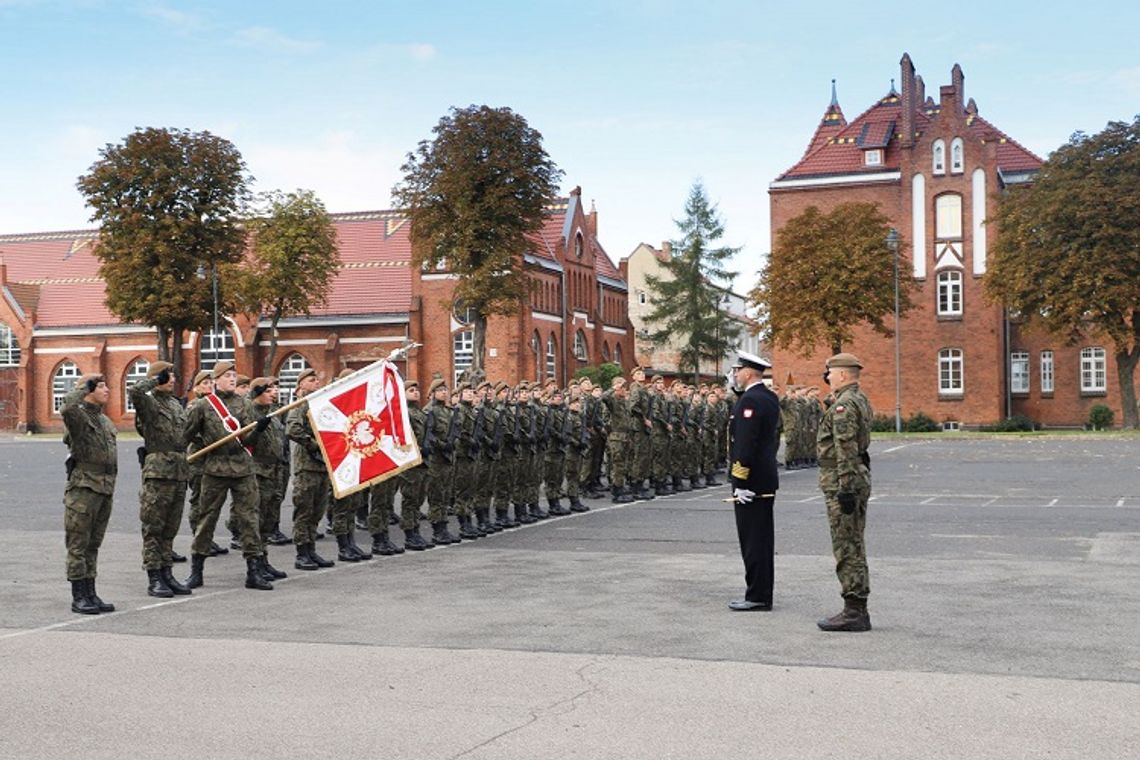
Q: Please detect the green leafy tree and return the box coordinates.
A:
[232,189,341,374]
[574,362,624,390]
[391,105,563,377]
[643,181,741,383]
[76,127,250,383]
[752,202,916,356]
[986,117,1140,429]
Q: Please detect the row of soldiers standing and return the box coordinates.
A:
[779,385,823,469]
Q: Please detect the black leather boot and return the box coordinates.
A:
[514,503,536,524]
[186,554,206,588]
[689,476,706,490]
[268,526,291,546]
[569,496,589,513]
[355,503,369,531]
[547,498,571,516]
[261,554,287,580]
[295,544,319,571]
[308,543,335,568]
[674,475,690,492]
[432,521,458,545]
[161,566,192,595]
[347,529,372,560]
[86,578,114,612]
[817,598,872,632]
[705,474,720,487]
[404,528,429,551]
[495,508,517,529]
[615,485,634,504]
[371,532,397,556]
[336,534,361,562]
[245,557,274,590]
[147,568,174,598]
[529,502,549,520]
[458,515,481,540]
[170,549,188,563]
[477,508,499,533]
[70,579,99,615]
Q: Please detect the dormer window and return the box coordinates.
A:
[864,149,882,166]
[950,138,964,173]
[574,232,584,259]
[932,139,946,175]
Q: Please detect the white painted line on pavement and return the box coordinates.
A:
[1116,498,1126,507]
[920,496,938,505]
[981,497,999,507]
[881,443,912,454]
[798,495,822,503]
[1047,499,1058,507]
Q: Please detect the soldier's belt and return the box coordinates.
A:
[75,461,117,475]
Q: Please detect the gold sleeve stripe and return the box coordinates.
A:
[731,462,751,479]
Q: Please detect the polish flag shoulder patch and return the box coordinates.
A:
[742,408,753,418]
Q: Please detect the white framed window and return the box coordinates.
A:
[545,334,557,380]
[0,322,19,366]
[1010,351,1030,394]
[637,290,647,305]
[935,194,963,239]
[937,270,963,316]
[950,138,964,174]
[932,139,946,175]
[574,233,584,259]
[942,420,961,432]
[531,331,541,380]
[864,149,883,166]
[938,348,964,396]
[602,341,611,363]
[453,330,473,385]
[614,343,623,367]
[198,326,234,371]
[277,353,311,405]
[573,330,588,361]
[52,360,81,413]
[124,358,150,413]
[1080,347,1106,393]
[1040,351,1055,394]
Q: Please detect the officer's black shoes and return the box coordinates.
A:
[728,599,771,612]
[569,497,589,513]
[85,578,115,612]
[244,558,274,590]
[547,498,571,516]
[308,545,335,568]
[186,554,206,588]
[70,579,100,615]
[336,534,361,562]
[294,545,319,571]
[147,568,174,598]
[705,474,720,487]
[261,556,287,580]
[514,504,536,524]
[403,528,429,551]
[162,566,192,595]
[170,550,188,563]
[347,529,373,560]
[817,599,871,632]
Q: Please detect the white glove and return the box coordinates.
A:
[733,488,756,504]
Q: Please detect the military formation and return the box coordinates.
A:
[60,354,873,633]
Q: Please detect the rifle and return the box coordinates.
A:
[423,407,436,460]
[645,394,656,435]
[525,403,539,454]
[558,406,572,449]
[443,405,460,462]
[576,407,589,452]
[491,403,506,455]
[539,405,554,448]
[680,403,691,439]
[469,404,486,459]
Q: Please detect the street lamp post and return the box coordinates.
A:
[196,263,221,369]
[887,228,901,433]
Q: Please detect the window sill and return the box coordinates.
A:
[1010,392,1030,398]
[937,314,963,322]
[938,393,964,401]
[1080,391,1107,398]
[1039,393,1054,399]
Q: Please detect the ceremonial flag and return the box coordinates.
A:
[305,360,421,498]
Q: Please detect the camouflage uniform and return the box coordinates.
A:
[602,387,632,500]
[627,380,651,491]
[488,394,516,527]
[287,399,331,547]
[542,399,568,510]
[649,388,671,491]
[424,396,456,527]
[61,384,117,582]
[563,403,590,511]
[130,376,189,571]
[250,400,287,550]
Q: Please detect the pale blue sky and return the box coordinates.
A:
[2,1,1137,290]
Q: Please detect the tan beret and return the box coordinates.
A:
[826,352,863,369]
[650,374,664,383]
[405,379,419,391]
[236,374,251,387]
[192,370,212,387]
[428,378,447,394]
[210,360,235,379]
[146,360,173,379]
[477,380,492,391]
[295,367,318,385]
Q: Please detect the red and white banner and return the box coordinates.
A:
[306,360,421,498]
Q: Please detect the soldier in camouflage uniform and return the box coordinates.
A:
[129,361,192,599]
[701,384,720,486]
[489,382,519,529]
[184,360,278,591]
[649,376,673,495]
[450,382,483,539]
[248,378,292,567]
[396,380,433,550]
[186,370,227,558]
[424,378,460,544]
[472,381,502,534]
[541,387,571,515]
[602,377,633,503]
[511,383,539,524]
[564,393,590,512]
[627,367,653,499]
[286,368,336,570]
[61,374,117,614]
[527,387,550,520]
[816,353,874,632]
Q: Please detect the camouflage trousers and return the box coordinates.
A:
[543,452,565,500]
[399,465,428,529]
[607,436,629,488]
[186,468,203,531]
[256,464,288,536]
[475,455,495,511]
[331,488,364,536]
[651,433,670,481]
[425,459,453,523]
[491,456,514,513]
[139,477,186,570]
[194,473,260,560]
[64,485,113,581]
[453,456,477,517]
[367,478,396,535]
[564,452,582,498]
[291,469,330,546]
[702,434,716,475]
[823,487,871,600]
[506,451,528,507]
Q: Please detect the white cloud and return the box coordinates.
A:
[233,26,322,55]
[140,3,202,32]
[359,42,438,64]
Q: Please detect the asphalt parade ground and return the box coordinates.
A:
[1,434,1138,759]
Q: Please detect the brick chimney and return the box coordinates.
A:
[586,199,597,239]
[899,53,916,147]
[915,75,925,111]
[950,63,965,114]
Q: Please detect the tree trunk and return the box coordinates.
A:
[472,313,487,378]
[1115,345,1139,429]
[156,326,170,361]
[169,326,185,396]
[264,308,282,375]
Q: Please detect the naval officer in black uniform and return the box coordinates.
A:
[727,351,781,611]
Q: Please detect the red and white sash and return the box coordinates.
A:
[204,393,253,456]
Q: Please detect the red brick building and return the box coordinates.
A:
[769,53,1131,428]
[0,186,631,431]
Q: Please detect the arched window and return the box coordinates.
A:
[531,330,542,380]
[198,326,235,371]
[453,329,473,385]
[0,322,19,366]
[124,357,150,413]
[950,137,964,174]
[935,194,963,240]
[52,360,81,413]
[545,334,557,381]
[574,232,583,259]
[602,341,611,363]
[613,343,623,368]
[938,348,964,396]
[936,270,963,316]
[277,352,312,405]
[573,330,588,361]
[932,139,946,175]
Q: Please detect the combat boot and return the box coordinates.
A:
[371,532,397,556]
[547,498,571,516]
[458,515,481,540]
[267,525,291,546]
[70,579,99,615]
[84,578,114,612]
[514,503,536,524]
[495,508,518,529]
[817,599,871,632]
[161,566,192,595]
[295,544,319,571]
[705,473,720,487]
[244,557,274,590]
[146,568,174,599]
[308,543,335,568]
[614,486,634,504]
[432,521,458,545]
[529,502,549,520]
[689,476,706,490]
[208,540,228,556]
[347,529,373,560]
[654,480,670,497]
[569,496,589,513]
[229,529,242,551]
[471,513,489,537]
[673,475,691,493]
[261,555,287,580]
[170,549,188,563]
[336,534,361,562]
[478,508,501,533]
[403,528,429,551]
[185,554,206,589]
